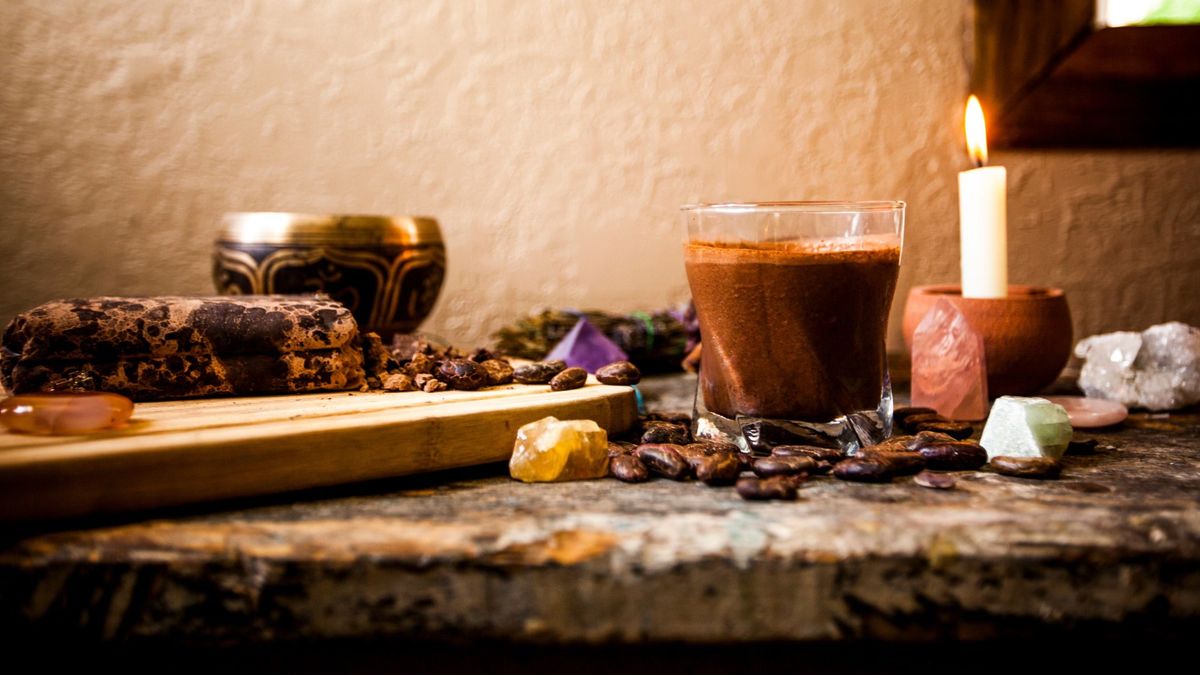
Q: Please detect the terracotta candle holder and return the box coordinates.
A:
[901,284,1072,397]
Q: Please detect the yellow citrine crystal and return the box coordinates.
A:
[509,416,610,482]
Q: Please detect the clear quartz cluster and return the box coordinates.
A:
[509,416,609,482]
[980,396,1073,460]
[1075,322,1200,411]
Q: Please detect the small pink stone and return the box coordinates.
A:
[910,299,989,421]
[0,392,134,435]
[1042,396,1128,428]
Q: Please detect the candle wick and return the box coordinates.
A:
[972,157,985,169]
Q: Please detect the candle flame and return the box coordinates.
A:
[965,95,988,167]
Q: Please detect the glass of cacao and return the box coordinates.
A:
[682,201,905,454]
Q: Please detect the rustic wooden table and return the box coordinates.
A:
[2,374,1198,662]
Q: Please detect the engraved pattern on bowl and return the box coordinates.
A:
[213,213,446,335]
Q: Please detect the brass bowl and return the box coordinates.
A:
[214,212,446,336]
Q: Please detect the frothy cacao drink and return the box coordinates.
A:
[684,240,900,421]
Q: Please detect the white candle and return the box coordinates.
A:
[958,96,1008,299]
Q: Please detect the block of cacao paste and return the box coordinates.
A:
[1,296,365,400]
[2,296,358,362]
[5,344,364,401]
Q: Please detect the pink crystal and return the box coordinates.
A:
[1042,396,1128,428]
[545,317,629,373]
[910,299,989,421]
[0,392,134,435]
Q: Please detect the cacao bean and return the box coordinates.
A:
[607,441,637,457]
[772,445,845,462]
[866,438,916,454]
[676,442,734,463]
[913,470,956,489]
[917,441,988,470]
[549,367,588,391]
[860,450,925,476]
[752,455,817,477]
[832,458,893,483]
[609,454,650,482]
[736,476,798,501]
[868,435,917,451]
[916,423,974,440]
[690,440,740,456]
[989,455,1062,479]
[641,422,690,445]
[436,359,489,390]
[675,444,719,475]
[634,443,690,480]
[907,430,957,450]
[893,406,938,426]
[512,360,567,384]
[694,453,742,485]
[595,360,641,386]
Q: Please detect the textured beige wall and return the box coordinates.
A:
[2,0,1198,350]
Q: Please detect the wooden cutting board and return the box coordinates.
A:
[0,380,638,522]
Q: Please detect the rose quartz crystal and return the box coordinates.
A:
[910,298,989,421]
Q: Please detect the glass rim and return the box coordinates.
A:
[681,200,905,214]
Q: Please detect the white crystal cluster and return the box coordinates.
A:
[1075,322,1200,411]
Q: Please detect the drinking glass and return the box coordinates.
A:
[682,201,905,453]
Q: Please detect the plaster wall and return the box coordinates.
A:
[2,0,1197,350]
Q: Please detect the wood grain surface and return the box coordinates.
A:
[0,380,638,521]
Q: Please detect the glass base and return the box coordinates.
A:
[690,372,893,456]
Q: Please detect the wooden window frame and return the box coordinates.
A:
[972,0,1200,147]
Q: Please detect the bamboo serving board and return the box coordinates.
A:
[0,380,638,521]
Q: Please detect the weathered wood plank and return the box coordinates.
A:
[1,375,1198,643]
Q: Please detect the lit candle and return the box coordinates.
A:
[958,95,1008,299]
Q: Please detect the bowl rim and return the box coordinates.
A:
[909,284,1065,301]
[218,212,442,246]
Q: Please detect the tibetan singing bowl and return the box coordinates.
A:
[214,212,446,336]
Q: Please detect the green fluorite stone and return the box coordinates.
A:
[980,396,1073,460]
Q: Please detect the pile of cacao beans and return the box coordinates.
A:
[607,406,1104,501]
[363,331,642,394]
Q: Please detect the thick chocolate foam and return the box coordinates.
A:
[685,240,900,421]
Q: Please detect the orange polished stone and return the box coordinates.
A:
[0,392,134,435]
